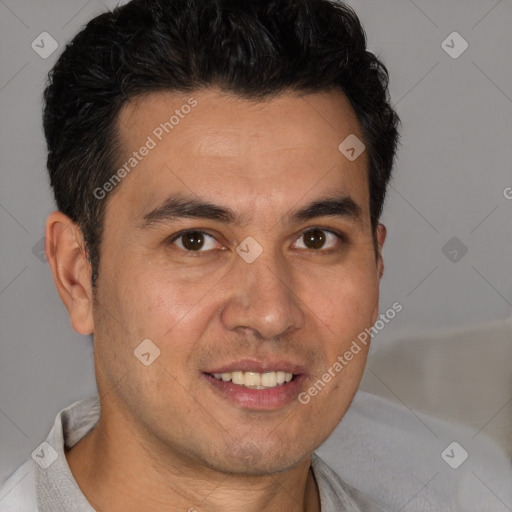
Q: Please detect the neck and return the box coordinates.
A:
[65,411,321,512]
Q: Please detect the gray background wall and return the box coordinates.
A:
[1,0,511,489]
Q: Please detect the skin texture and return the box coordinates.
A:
[46,88,386,512]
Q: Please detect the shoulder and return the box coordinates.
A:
[315,390,512,511]
[0,395,100,512]
[0,459,38,512]
[311,452,390,512]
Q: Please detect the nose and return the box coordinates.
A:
[220,250,305,340]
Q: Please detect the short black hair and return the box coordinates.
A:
[43,0,400,286]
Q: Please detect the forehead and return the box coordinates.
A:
[119,88,362,149]
[111,88,369,223]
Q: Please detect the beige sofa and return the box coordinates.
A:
[361,315,512,460]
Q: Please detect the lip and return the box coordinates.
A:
[202,372,308,410]
[202,358,309,411]
[204,358,308,376]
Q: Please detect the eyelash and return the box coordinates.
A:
[168,227,348,257]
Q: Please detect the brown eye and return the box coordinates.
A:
[294,228,341,251]
[171,231,218,252]
[303,229,326,249]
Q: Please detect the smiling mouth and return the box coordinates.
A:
[205,371,296,389]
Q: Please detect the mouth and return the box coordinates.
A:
[207,370,296,389]
[202,360,308,410]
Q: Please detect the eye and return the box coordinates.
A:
[293,228,343,251]
[170,230,221,252]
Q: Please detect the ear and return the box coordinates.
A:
[45,211,94,335]
[370,223,387,325]
[375,223,386,280]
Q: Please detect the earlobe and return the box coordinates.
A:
[45,211,94,335]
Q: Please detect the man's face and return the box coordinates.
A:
[91,88,384,475]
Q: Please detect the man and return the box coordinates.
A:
[0,0,399,510]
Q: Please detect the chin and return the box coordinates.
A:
[206,440,313,476]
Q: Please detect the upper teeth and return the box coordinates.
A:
[211,371,294,389]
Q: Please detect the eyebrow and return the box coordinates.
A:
[137,192,362,230]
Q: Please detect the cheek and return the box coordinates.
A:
[308,265,378,340]
[119,268,219,352]
[300,272,376,424]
